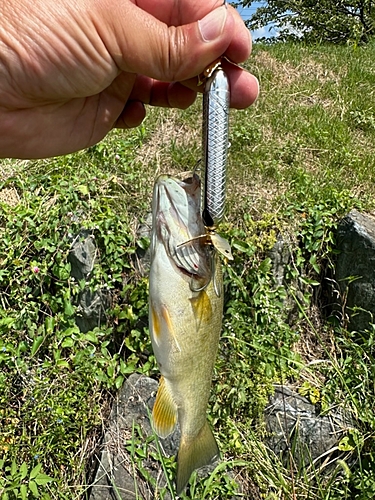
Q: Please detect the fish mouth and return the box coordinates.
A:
[154,174,201,238]
[152,174,211,281]
[156,173,200,206]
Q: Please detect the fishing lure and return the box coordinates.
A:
[201,61,230,229]
[199,1,230,228]
[176,55,233,296]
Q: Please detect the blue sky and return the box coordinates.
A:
[236,1,276,40]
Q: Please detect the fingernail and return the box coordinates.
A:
[198,6,227,42]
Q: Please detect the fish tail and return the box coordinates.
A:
[176,421,219,494]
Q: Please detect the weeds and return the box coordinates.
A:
[2,41,375,498]
[0,144,154,497]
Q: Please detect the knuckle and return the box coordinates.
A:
[162,27,190,81]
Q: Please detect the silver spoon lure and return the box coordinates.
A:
[201,59,230,228]
[177,52,233,297]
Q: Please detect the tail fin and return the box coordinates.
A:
[176,421,219,494]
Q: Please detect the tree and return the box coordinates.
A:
[241,0,375,44]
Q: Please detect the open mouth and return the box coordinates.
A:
[153,174,210,280]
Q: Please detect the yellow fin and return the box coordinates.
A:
[176,421,220,494]
[190,290,212,330]
[161,304,173,334]
[151,303,181,351]
[152,377,178,439]
[161,304,181,352]
[150,303,161,341]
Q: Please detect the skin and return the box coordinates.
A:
[0,0,259,159]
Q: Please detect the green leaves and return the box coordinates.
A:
[243,0,375,44]
[0,150,152,498]
[211,221,300,434]
[0,460,55,499]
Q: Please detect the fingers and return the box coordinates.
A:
[182,59,259,110]
[136,70,259,110]
[114,65,259,129]
[222,6,252,64]
[97,2,248,83]
[226,69,259,110]
[109,65,258,129]
[131,0,251,63]
[125,75,197,108]
[132,0,224,25]
[91,0,259,129]
[115,100,146,128]
[112,76,197,129]
[166,82,197,109]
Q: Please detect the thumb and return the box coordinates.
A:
[98,3,235,82]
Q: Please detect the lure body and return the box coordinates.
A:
[201,67,230,227]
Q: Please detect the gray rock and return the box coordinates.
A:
[89,374,248,500]
[68,230,97,280]
[68,230,111,333]
[268,234,305,324]
[75,288,111,333]
[269,233,291,287]
[90,374,178,500]
[265,385,352,467]
[270,211,375,332]
[334,209,375,331]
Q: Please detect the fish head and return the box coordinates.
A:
[151,174,211,285]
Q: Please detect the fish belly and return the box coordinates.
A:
[149,242,223,493]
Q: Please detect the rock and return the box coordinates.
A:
[75,288,111,333]
[68,230,97,280]
[334,209,375,331]
[68,230,111,333]
[268,234,305,324]
[270,211,375,332]
[89,374,248,500]
[269,233,291,287]
[89,374,179,500]
[265,385,352,467]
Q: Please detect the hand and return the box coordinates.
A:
[0,0,259,159]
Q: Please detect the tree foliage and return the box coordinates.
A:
[241,0,375,44]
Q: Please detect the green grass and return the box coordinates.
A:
[1,41,375,498]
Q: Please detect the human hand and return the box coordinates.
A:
[0,0,259,159]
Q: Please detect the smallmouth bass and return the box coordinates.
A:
[149,174,223,493]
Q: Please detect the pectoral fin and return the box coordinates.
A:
[152,376,178,439]
[176,421,220,494]
[150,303,181,352]
[190,290,212,330]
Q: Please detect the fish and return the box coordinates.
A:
[149,173,223,494]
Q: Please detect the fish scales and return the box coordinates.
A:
[149,174,223,493]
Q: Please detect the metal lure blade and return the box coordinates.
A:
[202,67,230,227]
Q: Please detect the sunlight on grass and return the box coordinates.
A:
[1,42,375,498]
